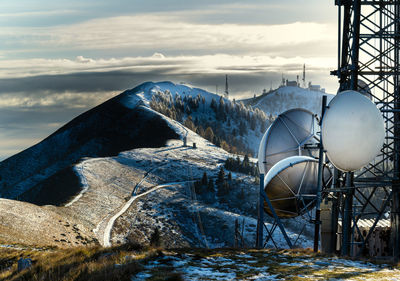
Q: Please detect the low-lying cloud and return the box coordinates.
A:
[0,53,336,93]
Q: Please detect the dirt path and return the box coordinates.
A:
[103,182,186,247]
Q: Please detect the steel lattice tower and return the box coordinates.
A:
[331,0,400,259]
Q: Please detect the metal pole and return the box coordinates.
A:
[331,168,340,254]
[391,0,400,264]
[392,180,400,262]
[314,95,327,252]
[341,172,354,256]
[257,173,264,249]
[337,1,341,81]
[350,0,361,90]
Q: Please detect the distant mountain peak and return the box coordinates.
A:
[242,85,334,115]
[119,81,223,110]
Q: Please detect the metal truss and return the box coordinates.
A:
[331,0,400,259]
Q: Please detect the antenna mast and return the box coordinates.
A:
[302,64,306,88]
[224,75,229,98]
[330,0,400,260]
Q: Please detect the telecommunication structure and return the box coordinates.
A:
[224,74,229,98]
[256,108,329,249]
[329,0,400,259]
[256,0,395,259]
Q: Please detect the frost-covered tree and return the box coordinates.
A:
[204,127,214,142]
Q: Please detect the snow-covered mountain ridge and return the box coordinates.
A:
[121,81,221,108]
[0,81,326,248]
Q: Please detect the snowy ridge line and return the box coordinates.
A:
[253,93,269,108]
[122,81,225,113]
[64,159,94,207]
[103,180,193,247]
[140,105,188,141]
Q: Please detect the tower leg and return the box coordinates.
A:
[261,189,293,249]
[314,95,327,252]
[341,172,354,256]
[392,180,400,262]
[256,174,264,249]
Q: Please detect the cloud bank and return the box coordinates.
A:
[0,1,338,160]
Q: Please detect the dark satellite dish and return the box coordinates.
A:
[263,156,320,218]
[258,108,318,175]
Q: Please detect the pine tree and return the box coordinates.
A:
[214,136,221,147]
[260,120,267,134]
[250,115,256,131]
[201,172,208,186]
[194,181,203,194]
[184,116,196,131]
[236,187,245,200]
[216,180,224,197]
[185,105,192,115]
[239,120,247,136]
[204,127,214,142]
[207,178,215,193]
[150,228,161,247]
[243,155,250,174]
[196,125,205,137]
[235,156,241,170]
[210,98,217,112]
[217,181,229,197]
[224,157,233,170]
[220,140,230,152]
[216,166,225,189]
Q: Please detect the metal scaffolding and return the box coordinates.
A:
[330,0,400,259]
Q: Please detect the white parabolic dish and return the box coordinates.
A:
[322,90,385,172]
[257,108,317,175]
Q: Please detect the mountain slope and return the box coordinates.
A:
[0,86,180,200]
[0,81,317,249]
[0,81,270,201]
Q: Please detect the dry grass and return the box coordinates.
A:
[0,244,153,281]
[0,245,398,281]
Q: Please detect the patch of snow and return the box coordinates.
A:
[64,160,92,207]
[183,265,237,281]
[131,272,152,280]
[245,273,280,280]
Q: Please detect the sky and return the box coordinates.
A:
[0,0,338,160]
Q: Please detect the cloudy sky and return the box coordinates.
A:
[0,0,338,160]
